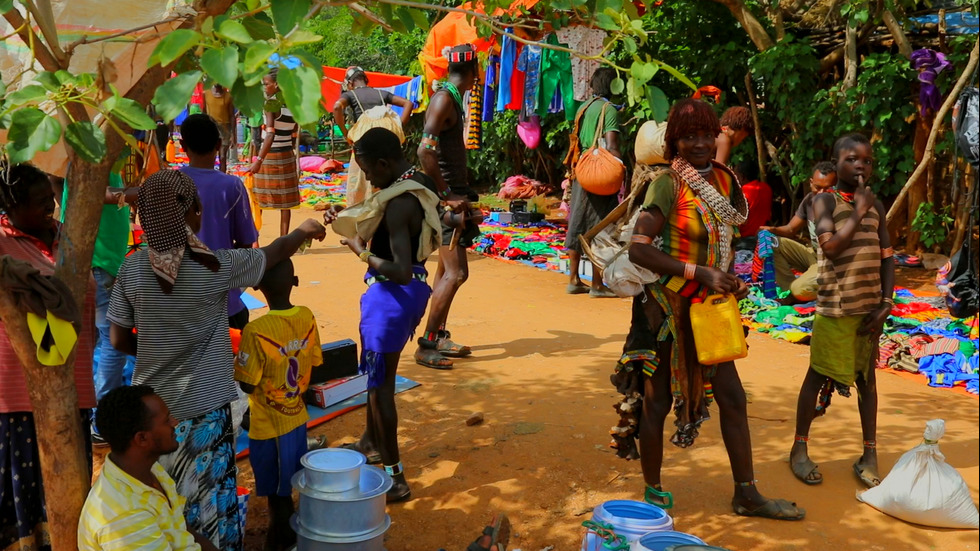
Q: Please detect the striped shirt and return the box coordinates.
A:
[107,248,267,421]
[816,195,882,317]
[78,456,200,551]
[265,107,297,153]
[0,215,96,412]
[234,306,321,440]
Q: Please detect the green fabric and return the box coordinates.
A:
[810,313,875,386]
[60,172,130,276]
[753,305,799,325]
[577,99,619,149]
[642,170,677,220]
[538,33,577,121]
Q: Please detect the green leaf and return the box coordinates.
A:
[149,29,202,67]
[242,13,276,41]
[270,0,310,35]
[647,86,669,123]
[245,0,260,9]
[231,78,265,119]
[283,29,323,47]
[395,7,416,32]
[201,16,214,37]
[5,107,62,164]
[277,65,323,126]
[0,0,13,13]
[151,70,202,122]
[595,13,618,31]
[104,96,157,130]
[0,79,6,98]
[610,77,625,95]
[64,121,107,163]
[6,84,48,106]
[34,72,64,92]
[216,19,253,44]
[623,36,637,54]
[244,41,275,74]
[201,46,239,89]
[289,48,322,71]
[408,8,430,31]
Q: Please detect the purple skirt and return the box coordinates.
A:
[359,267,431,388]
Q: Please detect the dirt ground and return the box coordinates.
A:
[231,209,979,551]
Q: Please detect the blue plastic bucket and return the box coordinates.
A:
[581,500,673,551]
[632,531,706,551]
[664,546,730,551]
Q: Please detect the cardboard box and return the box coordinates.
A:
[489,211,513,224]
[311,339,358,385]
[305,374,368,409]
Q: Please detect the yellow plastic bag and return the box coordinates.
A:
[243,174,262,232]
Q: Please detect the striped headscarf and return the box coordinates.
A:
[137,170,219,293]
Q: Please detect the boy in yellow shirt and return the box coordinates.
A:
[235,259,321,550]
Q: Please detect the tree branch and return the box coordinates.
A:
[712,0,776,51]
[24,0,68,68]
[745,72,768,184]
[64,16,186,56]
[1,8,61,72]
[882,9,912,58]
[842,16,858,89]
[886,40,979,226]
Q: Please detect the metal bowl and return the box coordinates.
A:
[292,466,392,538]
[299,448,366,493]
[291,514,390,551]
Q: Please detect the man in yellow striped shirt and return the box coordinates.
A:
[78,386,218,551]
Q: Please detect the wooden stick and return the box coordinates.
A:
[744,72,767,184]
[886,41,980,226]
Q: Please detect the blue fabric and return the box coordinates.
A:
[483,55,499,122]
[917,352,965,388]
[92,267,135,407]
[496,29,518,112]
[386,76,423,117]
[517,44,542,116]
[358,267,431,389]
[248,423,307,497]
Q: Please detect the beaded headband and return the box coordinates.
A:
[442,45,476,63]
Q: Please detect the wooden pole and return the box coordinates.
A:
[886,41,980,226]
[744,72,767,184]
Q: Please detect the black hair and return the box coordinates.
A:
[180,114,221,155]
[267,66,279,82]
[447,45,478,78]
[812,161,836,175]
[0,163,50,212]
[831,133,871,161]
[346,67,368,85]
[353,128,403,163]
[258,258,295,296]
[95,385,156,454]
[590,68,617,98]
[735,161,758,182]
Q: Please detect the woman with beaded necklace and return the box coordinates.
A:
[612,99,805,520]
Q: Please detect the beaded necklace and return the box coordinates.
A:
[440,81,463,110]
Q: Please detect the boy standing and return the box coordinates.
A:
[789,133,894,488]
[179,113,259,329]
[235,259,322,550]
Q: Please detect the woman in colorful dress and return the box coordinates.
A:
[250,67,301,237]
[612,99,804,520]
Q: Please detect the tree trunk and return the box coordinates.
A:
[842,16,859,90]
[906,109,931,252]
[744,72,767,183]
[882,9,913,59]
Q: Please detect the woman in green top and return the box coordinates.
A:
[564,68,621,297]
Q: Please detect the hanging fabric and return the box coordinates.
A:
[482,54,500,122]
[555,26,605,102]
[495,30,519,111]
[466,79,484,150]
[538,33,576,120]
[517,44,543,118]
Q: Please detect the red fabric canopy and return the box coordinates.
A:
[320,66,414,109]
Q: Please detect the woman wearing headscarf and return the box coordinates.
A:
[0,163,97,551]
[611,99,805,520]
[249,67,301,237]
[108,169,325,550]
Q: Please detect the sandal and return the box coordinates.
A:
[790,457,823,485]
[437,330,471,358]
[566,283,589,295]
[415,347,453,370]
[339,442,382,464]
[386,482,412,503]
[853,461,881,488]
[732,498,806,521]
[466,513,511,551]
[644,485,674,509]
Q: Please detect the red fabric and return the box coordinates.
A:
[320,66,413,111]
[0,216,96,412]
[738,179,772,238]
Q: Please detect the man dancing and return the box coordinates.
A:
[414,43,482,370]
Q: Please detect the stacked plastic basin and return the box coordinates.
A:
[290,448,392,550]
[581,500,720,551]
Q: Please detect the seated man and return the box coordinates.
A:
[760,161,836,304]
[78,386,219,551]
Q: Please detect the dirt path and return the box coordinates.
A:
[239,209,979,551]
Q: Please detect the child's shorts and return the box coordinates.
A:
[249,423,307,497]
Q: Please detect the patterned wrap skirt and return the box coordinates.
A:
[158,403,242,551]
[254,149,300,209]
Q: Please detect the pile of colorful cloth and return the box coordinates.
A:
[740,286,980,395]
[298,171,347,210]
[470,219,569,273]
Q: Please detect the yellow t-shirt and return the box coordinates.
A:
[234,306,322,440]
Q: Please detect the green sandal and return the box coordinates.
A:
[644,485,674,509]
